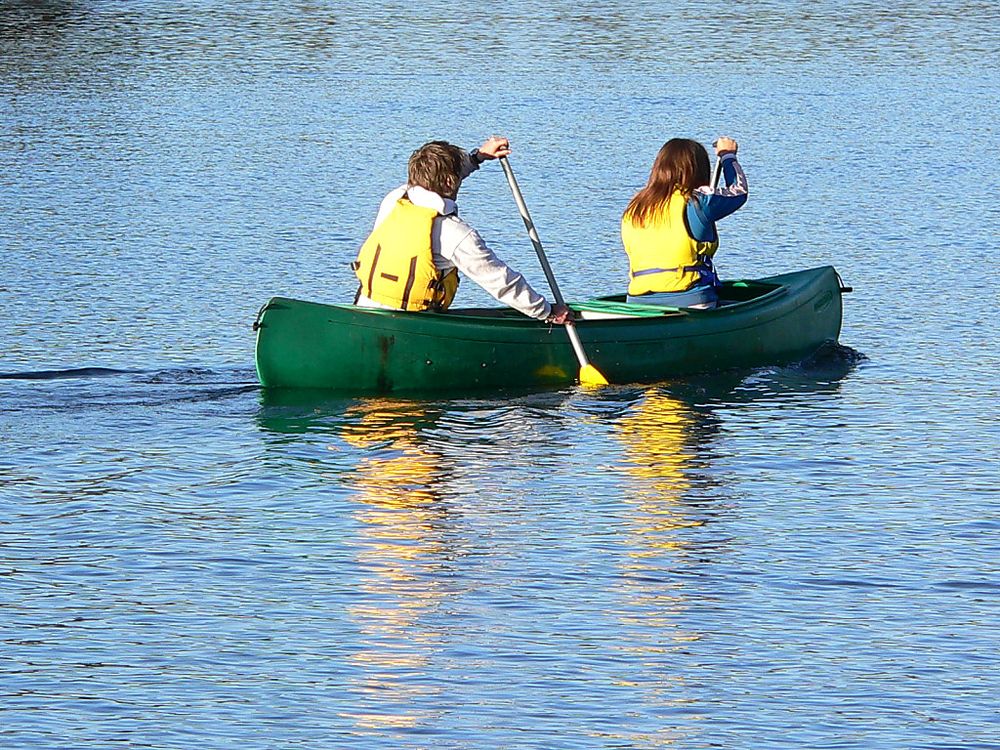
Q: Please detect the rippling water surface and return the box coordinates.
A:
[2,1,998,748]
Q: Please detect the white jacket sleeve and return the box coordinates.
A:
[441,224,552,320]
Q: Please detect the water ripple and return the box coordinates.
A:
[3,2,999,748]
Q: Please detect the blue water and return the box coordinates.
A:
[2,2,998,748]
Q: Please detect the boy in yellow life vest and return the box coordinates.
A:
[354,137,570,324]
[622,136,748,309]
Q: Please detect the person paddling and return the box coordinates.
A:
[353,136,570,324]
[621,137,748,309]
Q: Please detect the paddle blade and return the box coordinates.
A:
[579,363,610,387]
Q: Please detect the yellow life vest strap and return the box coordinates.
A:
[399,255,419,310]
[365,244,383,301]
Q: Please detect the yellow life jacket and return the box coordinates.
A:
[621,190,719,296]
[353,198,459,311]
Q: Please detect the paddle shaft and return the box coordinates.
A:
[499,158,566,306]
[498,157,594,369]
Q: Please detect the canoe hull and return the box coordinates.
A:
[254,266,845,393]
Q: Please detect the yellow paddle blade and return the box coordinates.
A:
[579,363,610,387]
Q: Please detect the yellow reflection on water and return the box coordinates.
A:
[616,389,707,537]
[611,389,712,742]
[339,399,453,731]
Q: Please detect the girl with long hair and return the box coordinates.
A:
[621,136,748,309]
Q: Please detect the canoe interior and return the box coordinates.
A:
[425,279,783,319]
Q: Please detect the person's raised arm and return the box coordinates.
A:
[460,135,512,179]
[697,136,748,223]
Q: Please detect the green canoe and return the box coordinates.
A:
[254,265,848,393]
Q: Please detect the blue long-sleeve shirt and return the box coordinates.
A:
[685,153,749,242]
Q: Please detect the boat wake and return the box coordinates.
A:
[795,341,868,371]
[0,365,260,413]
[0,366,137,380]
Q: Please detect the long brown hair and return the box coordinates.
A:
[623,138,711,227]
[408,140,464,199]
